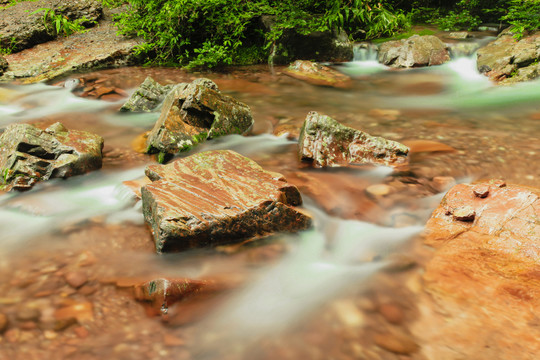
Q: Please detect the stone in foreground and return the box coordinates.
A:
[145,79,253,160]
[141,150,312,252]
[0,122,103,190]
[377,35,450,68]
[120,76,174,112]
[283,60,352,88]
[414,180,540,359]
[298,112,409,167]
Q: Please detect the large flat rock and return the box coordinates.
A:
[378,35,450,68]
[141,150,312,253]
[412,180,540,359]
[0,9,142,83]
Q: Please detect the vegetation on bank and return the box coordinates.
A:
[2,0,539,67]
[102,0,540,68]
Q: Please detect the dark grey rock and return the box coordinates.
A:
[120,77,174,112]
[0,122,103,191]
[261,16,353,65]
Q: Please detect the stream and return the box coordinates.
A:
[0,43,539,359]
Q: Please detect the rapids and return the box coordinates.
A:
[0,46,539,359]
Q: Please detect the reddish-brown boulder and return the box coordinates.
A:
[283,60,352,88]
[298,112,409,168]
[413,180,540,359]
[141,150,312,253]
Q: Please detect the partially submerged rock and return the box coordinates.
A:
[0,122,103,190]
[477,30,540,84]
[283,60,352,88]
[134,278,209,309]
[298,112,409,167]
[141,150,311,252]
[414,180,540,358]
[0,0,102,53]
[377,35,450,68]
[120,77,174,112]
[145,79,253,160]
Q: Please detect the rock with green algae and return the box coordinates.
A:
[145,78,253,161]
[141,150,312,253]
[0,122,103,191]
[120,76,174,112]
[298,112,409,168]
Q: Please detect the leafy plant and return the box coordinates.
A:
[502,0,540,40]
[31,7,91,37]
[0,37,18,55]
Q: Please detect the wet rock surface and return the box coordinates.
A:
[298,112,409,167]
[283,60,352,88]
[0,8,142,83]
[141,150,312,252]
[0,0,102,53]
[261,16,353,64]
[414,180,540,359]
[120,76,174,112]
[378,35,450,68]
[145,78,253,158]
[0,122,103,190]
[0,55,7,75]
[477,30,540,84]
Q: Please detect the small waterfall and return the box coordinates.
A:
[352,42,379,62]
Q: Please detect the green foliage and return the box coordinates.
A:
[113,0,411,68]
[31,7,91,37]
[101,0,125,8]
[502,0,540,40]
[326,0,411,40]
[0,37,18,55]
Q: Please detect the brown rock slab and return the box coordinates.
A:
[283,60,352,88]
[54,302,93,323]
[133,278,209,309]
[402,139,456,154]
[414,180,540,359]
[298,112,409,168]
[141,150,312,252]
[374,329,419,354]
[0,312,8,333]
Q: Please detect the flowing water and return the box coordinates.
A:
[0,44,539,359]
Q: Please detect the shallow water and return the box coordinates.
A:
[0,50,539,359]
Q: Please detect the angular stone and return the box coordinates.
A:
[377,35,450,68]
[145,79,253,159]
[298,112,409,168]
[120,77,174,112]
[133,278,209,309]
[0,122,103,190]
[283,60,352,88]
[141,150,311,252]
[447,32,471,40]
